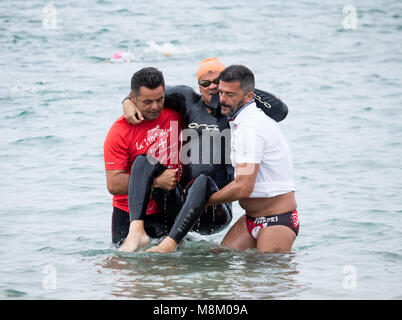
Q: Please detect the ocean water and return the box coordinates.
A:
[1,0,402,300]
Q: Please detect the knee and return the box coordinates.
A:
[132,154,148,168]
[131,154,160,174]
[194,174,218,192]
[186,174,216,196]
[194,174,208,185]
[185,174,206,191]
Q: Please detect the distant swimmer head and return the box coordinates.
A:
[108,50,136,63]
[197,58,225,105]
[113,50,123,59]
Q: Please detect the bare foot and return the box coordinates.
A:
[118,234,149,252]
[143,237,177,253]
[118,220,149,252]
[143,245,167,253]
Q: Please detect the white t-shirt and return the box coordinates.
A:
[229,101,295,198]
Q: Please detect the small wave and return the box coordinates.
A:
[88,55,108,62]
[95,41,192,64]
[35,246,57,253]
[143,40,192,58]
[4,289,27,298]
[11,135,62,145]
[114,8,133,16]
[361,250,402,262]
[5,110,37,119]
[75,236,91,242]
[7,85,40,95]
[74,248,115,257]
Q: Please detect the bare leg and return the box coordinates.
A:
[118,220,149,252]
[256,225,296,254]
[145,174,223,254]
[118,155,166,253]
[220,215,256,251]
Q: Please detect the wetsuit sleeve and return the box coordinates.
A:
[163,86,186,113]
[104,124,129,171]
[253,88,288,122]
[226,165,234,182]
[164,85,200,114]
[122,94,130,104]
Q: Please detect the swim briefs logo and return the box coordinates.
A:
[291,211,299,228]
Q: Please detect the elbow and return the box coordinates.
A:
[107,185,116,195]
[240,186,254,199]
[107,183,119,195]
[236,181,254,199]
[105,171,128,195]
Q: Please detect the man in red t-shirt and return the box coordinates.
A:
[104,67,182,249]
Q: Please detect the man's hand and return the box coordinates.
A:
[123,98,144,125]
[152,169,178,191]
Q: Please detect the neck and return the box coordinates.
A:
[202,96,210,106]
[228,98,255,120]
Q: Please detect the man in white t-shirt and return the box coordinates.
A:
[207,65,299,253]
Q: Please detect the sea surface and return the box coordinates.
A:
[1,0,402,300]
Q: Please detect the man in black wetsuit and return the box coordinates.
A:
[118,58,288,253]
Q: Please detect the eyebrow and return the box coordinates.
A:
[218,89,237,95]
[143,96,164,102]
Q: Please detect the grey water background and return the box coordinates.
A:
[1,0,401,299]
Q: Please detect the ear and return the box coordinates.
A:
[130,91,136,103]
[246,91,254,103]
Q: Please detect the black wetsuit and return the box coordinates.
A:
[112,86,288,245]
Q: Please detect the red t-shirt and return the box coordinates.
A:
[104,108,181,214]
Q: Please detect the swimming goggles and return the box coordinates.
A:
[198,77,220,87]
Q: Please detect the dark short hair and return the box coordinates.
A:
[219,65,255,93]
[131,67,165,97]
